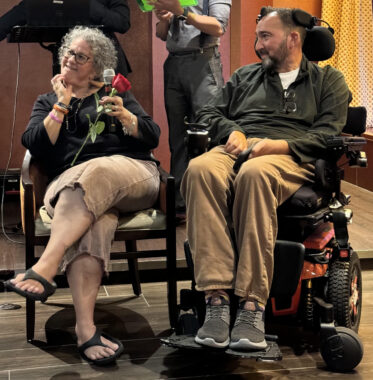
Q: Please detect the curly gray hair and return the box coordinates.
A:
[59,26,118,81]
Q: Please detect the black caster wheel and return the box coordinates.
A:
[320,326,363,372]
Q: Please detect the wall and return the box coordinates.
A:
[0,1,153,170]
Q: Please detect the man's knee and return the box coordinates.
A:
[237,158,278,184]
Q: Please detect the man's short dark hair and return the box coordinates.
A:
[258,7,307,44]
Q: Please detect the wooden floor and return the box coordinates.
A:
[0,180,372,379]
[0,275,372,379]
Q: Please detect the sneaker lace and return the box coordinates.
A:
[206,304,229,321]
[235,309,258,327]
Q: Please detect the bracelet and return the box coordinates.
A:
[56,101,69,110]
[53,103,69,115]
[121,112,136,136]
[49,111,63,124]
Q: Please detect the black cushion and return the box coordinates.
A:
[279,185,330,215]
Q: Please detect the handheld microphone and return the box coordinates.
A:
[103,68,116,132]
[103,68,115,95]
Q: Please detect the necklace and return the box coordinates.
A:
[65,96,87,133]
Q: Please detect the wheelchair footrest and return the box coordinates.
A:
[161,333,282,361]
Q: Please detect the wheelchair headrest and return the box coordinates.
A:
[303,26,335,61]
[256,7,335,62]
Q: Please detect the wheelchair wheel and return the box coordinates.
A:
[320,326,363,372]
[327,250,362,332]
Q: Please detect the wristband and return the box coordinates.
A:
[53,104,69,115]
[49,112,63,124]
[56,101,69,110]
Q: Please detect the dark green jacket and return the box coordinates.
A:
[195,55,349,163]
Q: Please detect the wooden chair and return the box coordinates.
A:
[20,150,178,341]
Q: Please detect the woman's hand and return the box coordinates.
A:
[50,74,72,105]
[100,95,138,137]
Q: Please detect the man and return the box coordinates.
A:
[151,0,231,217]
[181,7,349,350]
[0,0,131,76]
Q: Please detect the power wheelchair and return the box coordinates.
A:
[162,13,367,373]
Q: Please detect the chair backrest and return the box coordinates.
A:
[343,107,367,136]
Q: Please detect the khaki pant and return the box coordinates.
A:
[181,142,314,305]
[44,155,160,273]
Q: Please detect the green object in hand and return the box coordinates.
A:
[137,0,198,12]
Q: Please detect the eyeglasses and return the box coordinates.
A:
[282,89,297,113]
[63,48,91,65]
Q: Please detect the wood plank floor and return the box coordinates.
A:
[0,180,372,379]
[0,275,372,379]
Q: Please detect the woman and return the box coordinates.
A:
[5,26,160,365]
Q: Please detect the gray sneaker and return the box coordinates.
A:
[229,301,267,350]
[194,295,230,348]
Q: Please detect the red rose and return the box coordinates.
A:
[112,73,131,93]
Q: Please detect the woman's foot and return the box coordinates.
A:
[9,263,56,295]
[76,325,121,362]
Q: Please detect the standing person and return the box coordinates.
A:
[151,0,231,217]
[181,7,349,350]
[0,0,131,76]
[5,26,160,365]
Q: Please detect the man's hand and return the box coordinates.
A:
[147,0,184,16]
[224,131,248,155]
[154,9,173,22]
[249,139,290,158]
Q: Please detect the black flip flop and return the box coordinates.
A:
[78,329,124,366]
[4,268,57,302]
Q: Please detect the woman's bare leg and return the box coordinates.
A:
[12,187,94,293]
[67,254,119,360]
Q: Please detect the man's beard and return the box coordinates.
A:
[260,38,288,72]
[261,56,277,71]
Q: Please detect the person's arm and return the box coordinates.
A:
[118,91,161,149]
[287,67,350,162]
[89,0,130,34]
[22,94,60,157]
[0,1,26,41]
[150,0,229,37]
[154,9,172,41]
[195,69,246,147]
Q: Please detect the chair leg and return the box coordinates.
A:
[26,298,35,341]
[166,231,178,328]
[125,240,142,296]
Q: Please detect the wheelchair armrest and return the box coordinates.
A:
[185,129,210,158]
[327,136,367,167]
[184,119,211,158]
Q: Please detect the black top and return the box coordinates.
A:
[22,87,160,180]
[0,0,131,75]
